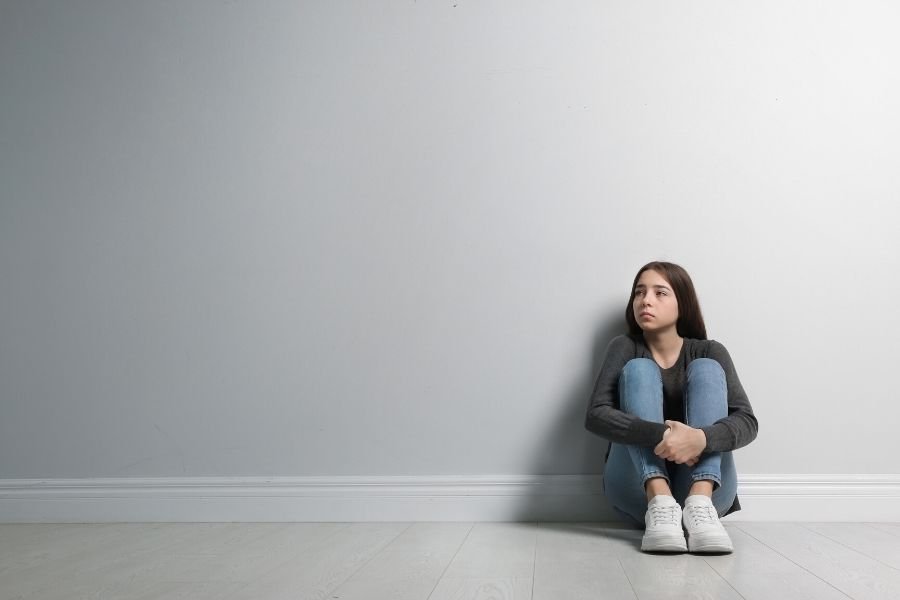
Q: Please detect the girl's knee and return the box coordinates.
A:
[621,358,659,379]
[619,359,664,415]
[687,358,725,379]
[686,359,727,404]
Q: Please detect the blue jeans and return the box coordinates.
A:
[602,358,738,528]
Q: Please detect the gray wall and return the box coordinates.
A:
[2,1,898,480]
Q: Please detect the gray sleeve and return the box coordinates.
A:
[700,341,759,452]
[584,335,669,447]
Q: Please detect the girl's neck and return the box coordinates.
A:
[642,329,683,356]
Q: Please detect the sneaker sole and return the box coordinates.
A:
[686,533,734,554]
[641,532,688,552]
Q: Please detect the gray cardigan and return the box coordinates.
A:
[584,334,759,515]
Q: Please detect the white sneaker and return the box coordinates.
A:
[682,494,734,553]
[641,494,687,552]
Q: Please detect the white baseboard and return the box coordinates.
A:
[730,474,900,522]
[1,474,898,523]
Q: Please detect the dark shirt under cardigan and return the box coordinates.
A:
[584,334,759,516]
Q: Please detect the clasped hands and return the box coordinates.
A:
[654,420,707,466]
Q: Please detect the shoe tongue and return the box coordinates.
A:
[649,495,677,507]
[685,494,713,506]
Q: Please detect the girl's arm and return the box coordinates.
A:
[701,341,759,452]
[584,335,669,447]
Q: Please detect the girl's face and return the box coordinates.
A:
[632,269,679,335]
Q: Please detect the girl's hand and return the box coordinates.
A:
[655,420,706,465]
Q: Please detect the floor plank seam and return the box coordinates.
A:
[228,522,355,593]
[800,523,900,574]
[701,556,748,600]
[864,523,900,539]
[329,522,416,598]
[530,523,537,600]
[424,522,475,600]
[616,557,639,600]
[732,524,856,600]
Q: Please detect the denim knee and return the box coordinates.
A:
[686,358,725,380]
[622,357,660,379]
[685,358,727,412]
[619,358,663,417]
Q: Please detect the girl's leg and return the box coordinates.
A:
[603,442,658,527]
[617,358,670,487]
[668,358,738,515]
[602,358,670,526]
[669,451,737,517]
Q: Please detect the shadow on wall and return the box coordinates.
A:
[511,311,628,523]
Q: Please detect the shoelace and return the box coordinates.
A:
[648,504,680,527]
[685,503,717,527]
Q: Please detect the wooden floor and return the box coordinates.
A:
[2,521,900,599]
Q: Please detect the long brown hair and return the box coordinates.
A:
[625,261,708,340]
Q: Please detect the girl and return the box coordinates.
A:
[585,261,758,553]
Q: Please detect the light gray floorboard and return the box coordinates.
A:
[864,522,900,540]
[705,525,850,600]
[428,522,537,600]
[804,523,900,570]
[532,522,639,600]
[618,547,745,600]
[221,522,411,600]
[737,522,900,600]
[327,522,473,600]
[2,522,900,600]
[0,523,342,600]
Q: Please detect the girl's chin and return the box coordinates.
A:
[639,324,671,333]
